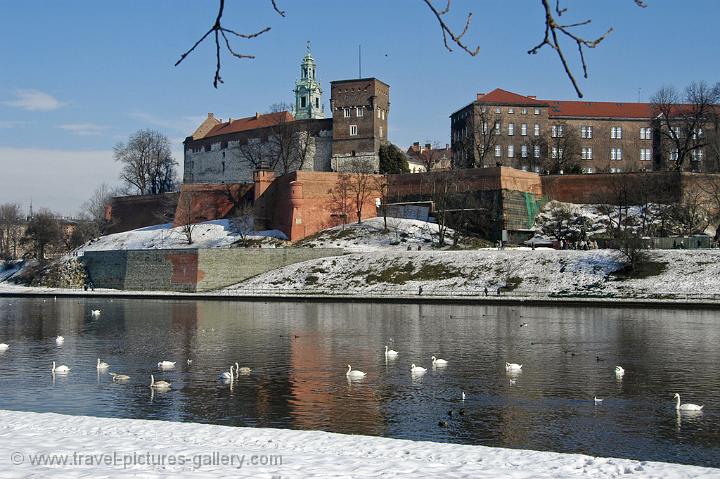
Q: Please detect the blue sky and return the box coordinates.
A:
[1,1,719,214]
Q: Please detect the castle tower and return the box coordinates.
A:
[293,42,325,120]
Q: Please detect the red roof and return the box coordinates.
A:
[545,100,653,119]
[476,88,545,105]
[204,111,294,138]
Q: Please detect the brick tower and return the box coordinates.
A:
[329,78,389,171]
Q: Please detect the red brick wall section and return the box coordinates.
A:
[173,183,253,227]
[105,192,179,234]
[540,171,683,204]
[168,253,202,286]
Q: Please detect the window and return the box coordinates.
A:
[534,124,540,136]
[220,140,228,149]
[495,107,501,114]
[508,123,515,136]
[521,144,528,158]
[204,144,211,152]
[582,167,595,174]
[671,148,678,161]
[534,145,541,158]
[581,126,593,139]
[494,145,501,157]
[534,107,540,115]
[508,145,514,157]
[521,123,528,136]
[610,167,622,173]
[611,147,623,160]
[301,96,307,108]
[315,98,320,108]
[494,121,501,132]
[640,148,652,161]
[379,126,383,138]
[693,128,703,140]
[582,147,593,160]
[611,126,623,139]
[344,108,350,118]
[482,121,488,134]
[381,110,385,120]
[692,149,704,161]
[377,108,381,118]
[508,107,514,114]
[521,108,527,115]
[640,127,652,140]
[356,107,363,117]
[350,125,358,136]
[551,125,563,138]
[672,126,680,138]
[552,147,563,159]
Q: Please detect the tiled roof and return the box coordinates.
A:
[204,111,294,138]
[545,100,653,119]
[476,88,545,105]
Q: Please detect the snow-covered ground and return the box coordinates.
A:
[0,410,714,478]
[298,217,458,252]
[76,220,287,253]
[224,249,720,299]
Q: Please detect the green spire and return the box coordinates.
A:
[294,41,324,120]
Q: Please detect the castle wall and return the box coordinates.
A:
[104,192,179,234]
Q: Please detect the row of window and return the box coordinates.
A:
[456,124,655,141]
[341,107,386,120]
[347,125,383,137]
[489,145,656,161]
[485,106,542,115]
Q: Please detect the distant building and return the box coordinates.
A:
[183,46,389,184]
[405,142,452,173]
[450,88,715,174]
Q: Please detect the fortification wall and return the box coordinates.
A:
[82,248,344,292]
[104,193,179,234]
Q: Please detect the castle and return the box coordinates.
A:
[183,44,390,184]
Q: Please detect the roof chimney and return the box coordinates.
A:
[255,112,260,119]
[425,143,432,150]
[528,96,537,100]
[445,143,449,149]
[413,141,420,147]
[208,112,214,118]
[476,92,485,101]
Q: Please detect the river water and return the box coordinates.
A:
[0,297,718,467]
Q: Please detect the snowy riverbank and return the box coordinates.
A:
[0,410,715,478]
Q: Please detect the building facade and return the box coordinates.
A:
[450,88,712,174]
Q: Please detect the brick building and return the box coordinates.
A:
[450,88,712,174]
[183,47,389,184]
[405,142,452,173]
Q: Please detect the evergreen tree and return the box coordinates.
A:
[379,143,410,174]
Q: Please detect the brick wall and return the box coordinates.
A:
[82,248,345,292]
[173,183,253,227]
[105,193,179,234]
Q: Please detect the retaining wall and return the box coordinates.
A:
[82,248,344,292]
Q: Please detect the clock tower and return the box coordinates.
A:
[293,42,325,120]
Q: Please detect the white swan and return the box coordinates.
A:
[110,372,130,381]
[55,336,64,345]
[236,361,252,376]
[149,374,171,389]
[157,361,176,369]
[594,396,603,404]
[346,365,367,379]
[462,391,466,401]
[0,343,8,351]
[431,356,448,366]
[674,393,703,411]
[91,309,101,316]
[410,364,427,373]
[615,366,625,376]
[505,362,522,372]
[51,361,70,374]
[219,365,235,381]
[96,358,110,370]
[384,345,398,358]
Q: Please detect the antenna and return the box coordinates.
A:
[358,44,362,79]
[637,87,642,103]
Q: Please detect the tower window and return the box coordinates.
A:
[316,98,319,108]
[350,125,358,136]
[356,107,363,117]
[344,108,351,118]
[301,96,307,108]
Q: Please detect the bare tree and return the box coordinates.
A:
[415,142,447,171]
[651,81,720,171]
[544,122,580,174]
[0,203,23,260]
[522,135,548,173]
[346,158,377,224]
[470,107,500,168]
[178,1,644,97]
[114,129,178,195]
[237,138,274,171]
[23,209,62,261]
[423,171,455,246]
[229,202,255,247]
[269,117,312,175]
[267,102,294,113]
[672,189,710,236]
[329,173,352,229]
[177,193,197,245]
[372,174,390,231]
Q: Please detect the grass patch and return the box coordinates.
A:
[304,275,319,285]
[366,261,460,284]
[612,261,668,280]
[503,276,523,291]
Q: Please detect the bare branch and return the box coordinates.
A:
[421,0,479,56]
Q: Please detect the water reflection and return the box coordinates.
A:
[0,298,718,466]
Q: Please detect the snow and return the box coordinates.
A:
[0,410,714,478]
[75,220,288,253]
[298,217,456,252]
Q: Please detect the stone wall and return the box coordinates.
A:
[540,171,683,204]
[82,248,344,292]
[104,193,179,234]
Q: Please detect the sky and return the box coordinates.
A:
[1,0,719,215]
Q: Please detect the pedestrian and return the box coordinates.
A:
[531,242,535,251]
[497,287,501,296]
[484,287,488,297]
[417,245,421,251]
[418,285,423,296]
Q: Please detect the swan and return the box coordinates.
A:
[157,361,176,369]
[236,361,252,376]
[51,361,70,374]
[594,396,603,404]
[149,375,171,389]
[615,366,625,376]
[462,391,466,401]
[91,309,101,316]
[55,336,64,345]
[346,365,367,379]
[186,359,192,365]
[431,356,448,366]
[96,358,110,370]
[0,343,8,351]
[410,364,427,373]
[219,365,235,381]
[384,345,398,358]
[110,373,130,381]
[505,362,522,372]
[674,393,703,411]
[509,378,517,385]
